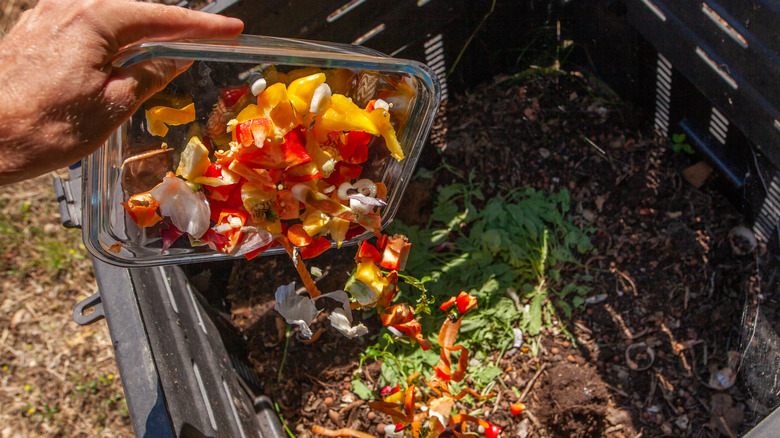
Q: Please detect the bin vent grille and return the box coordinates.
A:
[654,54,672,137]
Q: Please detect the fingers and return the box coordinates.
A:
[102,58,193,123]
[107,2,244,48]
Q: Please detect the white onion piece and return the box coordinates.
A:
[251,78,267,96]
[337,182,354,200]
[232,228,275,256]
[291,183,311,203]
[348,194,387,207]
[349,195,386,214]
[374,99,390,111]
[213,223,232,234]
[322,185,336,194]
[151,176,210,238]
[353,179,377,197]
[274,282,318,339]
[309,83,332,114]
[328,308,368,339]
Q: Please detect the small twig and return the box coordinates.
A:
[524,409,544,430]
[605,304,650,340]
[718,415,736,438]
[520,364,548,403]
[611,266,638,296]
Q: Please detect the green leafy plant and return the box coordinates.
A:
[672,133,695,154]
[360,173,595,391]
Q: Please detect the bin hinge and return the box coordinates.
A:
[53,162,83,229]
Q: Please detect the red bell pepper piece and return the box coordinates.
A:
[235,118,272,147]
[380,303,414,326]
[323,162,363,186]
[274,189,301,220]
[379,384,400,396]
[300,236,332,259]
[287,223,313,247]
[483,422,503,438]
[200,163,239,202]
[345,130,370,164]
[244,239,278,261]
[510,402,526,416]
[376,233,389,252]
[392,320,431,350]
[208,184,243,222]
[239,126,311,169]
[220,84,250,107]
[215,209,249,253]
[440,291,478,315]
[121,192,162,228]
[380,235,411,271]
[345,224,365,241]
[433,365,451,382]
[356,241,382,264]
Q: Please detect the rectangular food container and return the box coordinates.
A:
[82,35,441,267]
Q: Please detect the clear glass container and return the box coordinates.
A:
[82,35,441,267]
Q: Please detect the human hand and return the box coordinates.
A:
[0,0,244,185]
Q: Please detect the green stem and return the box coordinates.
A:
[277,325,291,384]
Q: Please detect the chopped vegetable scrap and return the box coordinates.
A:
[122,67,405,260]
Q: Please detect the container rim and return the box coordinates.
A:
[83,35,442,267]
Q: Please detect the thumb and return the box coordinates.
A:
[102,58,193,121]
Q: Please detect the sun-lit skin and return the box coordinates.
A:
[0,0,243,185]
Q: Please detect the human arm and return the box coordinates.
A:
[0,0,244,185]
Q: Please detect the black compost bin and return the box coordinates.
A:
[53,0,780,436]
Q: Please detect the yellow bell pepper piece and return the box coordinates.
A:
[256,82,288,111]
[367,108,404,161]
[313,95,405,161]
[176,136,211,181]
[329,217,350,248]
[145,103,196,137]
[301,208,331,237]
[239,83,301,140]
[355,261,390,297]
[287,73,326,115]
[315,94,378,139]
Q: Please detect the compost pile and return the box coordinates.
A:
[190,68,776,438]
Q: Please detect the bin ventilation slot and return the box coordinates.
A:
[352,23,385,45]
[701,3,748,49]
[424,34,448,101]
[193,362,218,432]
[695,46,738,90]
[654,54,672,137]
[159,266,179,314]
[709,107,729,145]
[186,282,208,335]
[327,0,366,23]
[753,174,780,243]
[640,0,666,22]
[223,378,248,438]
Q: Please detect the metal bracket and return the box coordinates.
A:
[73,292,105,325]
[53,162,83,229]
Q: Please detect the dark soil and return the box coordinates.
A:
[189,69,778,437]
